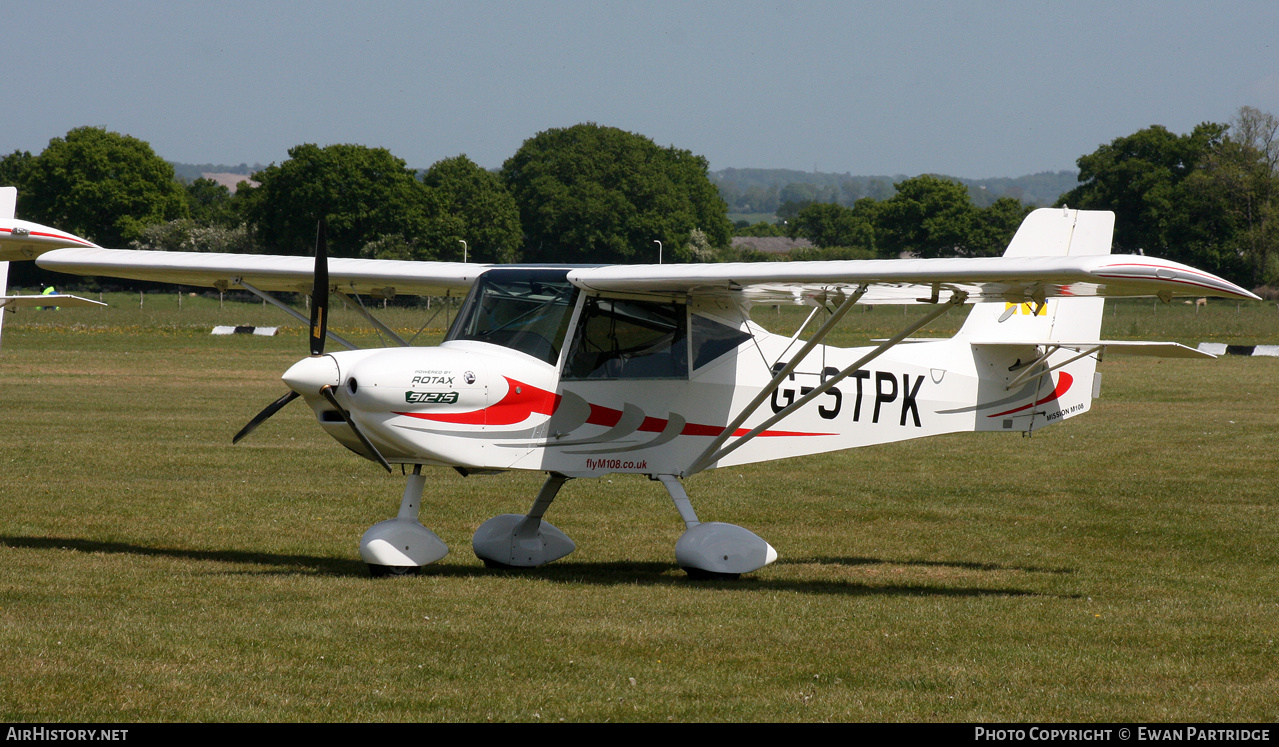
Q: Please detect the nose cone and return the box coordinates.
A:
[282,354,340,394]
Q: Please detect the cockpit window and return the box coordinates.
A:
[564,297,687,379]
[445,269,578,365]
[691,314,752,369]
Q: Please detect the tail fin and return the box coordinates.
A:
[0,187,14,351]
[958,207,1113,343]
[960,208,1115,433]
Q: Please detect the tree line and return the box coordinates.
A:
[713,168,1078,214]
[1060,106,1279,288]
[0,123,731,287]
[734,174,1033,262]
[739,106,1279,287]
[2,108,1276,289]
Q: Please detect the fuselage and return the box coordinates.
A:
[287,269,1087,478]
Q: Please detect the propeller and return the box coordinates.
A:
[232,221,393,472]
[309,220,328,356]
[232,390,299,444]
[233,221,330,443]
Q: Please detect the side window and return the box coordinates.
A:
[564,297,687,379]
[691,314,752,370]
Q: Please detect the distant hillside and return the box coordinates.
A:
[167,160,1079,212]
[712,168,1079,214]
[169,161,265,182]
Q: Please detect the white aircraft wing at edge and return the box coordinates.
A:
[36,247,487,298]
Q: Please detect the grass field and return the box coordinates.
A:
[0,293,1276,721]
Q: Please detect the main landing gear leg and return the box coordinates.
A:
[657,475,777,580]
[472,473,576,568]
[359,464,449,577]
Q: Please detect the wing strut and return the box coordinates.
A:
[685,286,868,475]
[685,290,968,476]
[771,304,824,367]
[1003,344,1100,391]
[236,278,359,351]
[334,289,409,346]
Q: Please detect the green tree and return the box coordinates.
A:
[359,233,418,261]
[778,182,819,206]
[1186,107,1279,285]
[874,175,978,258]
[733,220,785,237]
[970,197,1033,257]
[184,177,244,227]
[1058,123,1227,261]
[129,219,260,254]
[421,154,522,263]
[501,123,731,263]
[20,127,188,247]
[0,150,33,190]
[775,199,814,224]
[241,143,441,257]
[788,200,876,251]
[682,227,717,262]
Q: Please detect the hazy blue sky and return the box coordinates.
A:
[5,1,1277,178]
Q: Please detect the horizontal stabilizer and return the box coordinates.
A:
[0,294,108,310]
[971,340,1214,359]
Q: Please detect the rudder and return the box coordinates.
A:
[958,207,1114,344]
[959,208,1115,432]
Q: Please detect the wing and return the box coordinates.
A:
[569,208,1258,305]
[567,255,1259,305]
[0,220,99,261]
[19,207,1262,304]
[36,247,484,297]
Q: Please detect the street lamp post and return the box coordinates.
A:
[459,240,468,263]
[654,240,662,264]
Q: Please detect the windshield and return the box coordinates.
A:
[445,269,578,365]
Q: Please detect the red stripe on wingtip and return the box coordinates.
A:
[0,228,95,247]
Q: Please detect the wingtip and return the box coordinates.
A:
[1093,256,1264,302]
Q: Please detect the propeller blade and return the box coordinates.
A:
[232,390,301,444]
[320,385,392,474]
[309,220,329,356]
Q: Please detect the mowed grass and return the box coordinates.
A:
[0,293,1276,721]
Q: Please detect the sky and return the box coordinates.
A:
[4,1,1278,179]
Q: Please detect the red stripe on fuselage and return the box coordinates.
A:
[398,377,559,425]
[397,379,833,437]
[988,372,1073,417]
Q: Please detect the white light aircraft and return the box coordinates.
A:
[0,200,1260,578]
[0,187,106,350]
